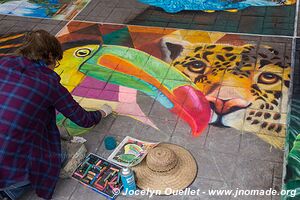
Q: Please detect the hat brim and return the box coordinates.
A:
[132,143,197,195]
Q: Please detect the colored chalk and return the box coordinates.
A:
[87,175,94,181]
[117,172,120,183]
[94,183,104,191]
[99,167,107,176]
[104,136,117,150]
[74,172,84,179]
[82,178,90,184]
[95,178,105,189]
[110,176,117,183]
[95,160,102,166]
[90,174,98,185]
[96,175,103,183]
[83,164,92,177]
[110,167,119,172]
[104,173,111,182]
[93,165,102,171]
[111,171,116,177]
[103,161,109,166]
[108,183,115,190]
[72,153,123,199]
[88,171,96,176]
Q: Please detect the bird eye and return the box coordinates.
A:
[258,72,280,84]
[184,60,207,74]
[75,48,91,57]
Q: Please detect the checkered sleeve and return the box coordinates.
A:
[53,81,102,128]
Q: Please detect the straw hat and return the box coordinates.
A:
[132,143,197,195]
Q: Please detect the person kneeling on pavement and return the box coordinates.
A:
[0,30,112,200]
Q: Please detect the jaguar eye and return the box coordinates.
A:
[75,48,92,57]
[183,60,206,74]
[258,72,280,84]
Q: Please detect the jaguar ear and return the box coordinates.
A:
[161,37,189,63]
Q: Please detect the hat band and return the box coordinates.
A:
[147,159,178,173]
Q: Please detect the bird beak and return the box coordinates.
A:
[80,45,211,136]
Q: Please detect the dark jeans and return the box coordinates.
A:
[0,148,68,200]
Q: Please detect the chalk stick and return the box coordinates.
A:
[110,167,119,172]
[117,172,120,183]
[88,171,96,176]
[94,183,104,191]
[103,174,111,182]
[83,164,92,177]
[96,160,102,166]
[90,174,98,185]
[110,176,117,183]
[74,172,84,179]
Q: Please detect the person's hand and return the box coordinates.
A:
[100,104,113,118]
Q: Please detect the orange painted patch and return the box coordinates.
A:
[0,34,24,43]
[0,44,22,49]
[98,55,121,69]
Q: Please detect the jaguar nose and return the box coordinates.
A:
[209,98,250,115]
[205,96,223,114]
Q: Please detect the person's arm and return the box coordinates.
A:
[52,81,102,128]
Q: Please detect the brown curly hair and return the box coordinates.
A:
[15,30,63,65]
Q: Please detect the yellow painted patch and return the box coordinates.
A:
[54,44,99,92]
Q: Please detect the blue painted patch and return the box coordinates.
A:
[145,83,174,109]
[138,0,288,13]
[0,0,61,18]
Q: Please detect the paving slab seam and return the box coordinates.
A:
[50,1,91,37]
[294,0,300,37]
[67,182,80,200]
[54,16,81,37]
[281,35,298,190]
[70,18,295,39]
[103,7,121,23]
[1,13,69,22]
[69,0,93,22]
[279,0,298,187]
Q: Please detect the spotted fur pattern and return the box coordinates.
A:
[162,38,290,148]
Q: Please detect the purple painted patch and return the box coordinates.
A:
[98,90,119,101]
[73,76,120,101]
[86,89,103,99]
[104,82,119,92]
[72,87,89,96]
[80,76,107,89]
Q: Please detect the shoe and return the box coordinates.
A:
[0,191,12,200]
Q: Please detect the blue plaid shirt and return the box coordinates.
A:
[0,55,101,199]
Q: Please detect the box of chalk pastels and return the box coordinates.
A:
[72,153,123,199]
